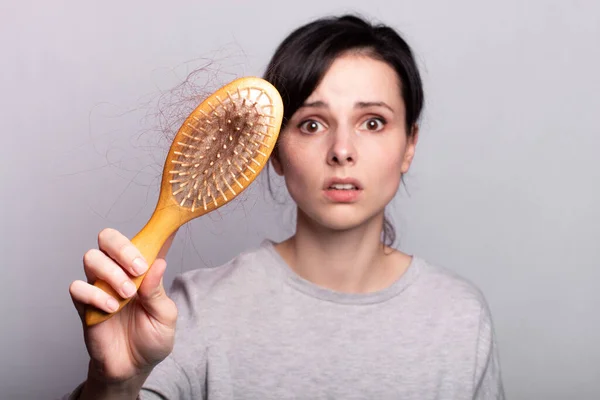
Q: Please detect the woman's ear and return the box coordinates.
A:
[270,148,284,176]
[401,124,419,174]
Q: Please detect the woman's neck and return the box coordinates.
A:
[274,209,411,293]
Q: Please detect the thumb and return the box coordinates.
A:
[137,259,176,325]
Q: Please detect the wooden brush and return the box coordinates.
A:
[85,76,283,326]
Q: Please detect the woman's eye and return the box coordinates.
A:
[298,119,325,134]
[360,117,386,132]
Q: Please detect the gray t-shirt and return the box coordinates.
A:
[137,240,504,399]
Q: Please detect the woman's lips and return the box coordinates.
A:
[323,188,362,203]
[322,177,364,202]
[322,177,363,190]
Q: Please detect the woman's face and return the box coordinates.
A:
[272,53,418,232]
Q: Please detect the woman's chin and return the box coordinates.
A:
[307,208,383,233]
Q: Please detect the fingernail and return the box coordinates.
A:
[132,258,148,275]
[122,281,136,298]
[106,297,119,312]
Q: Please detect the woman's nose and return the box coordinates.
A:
[326,128,357,166]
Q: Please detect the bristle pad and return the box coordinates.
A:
[169,87,274,211]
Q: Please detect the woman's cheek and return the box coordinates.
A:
[376,158,404,196]
[279,143,312,198]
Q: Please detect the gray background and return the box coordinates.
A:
[1,0,598,399]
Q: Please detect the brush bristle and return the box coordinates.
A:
[168,86,276,212]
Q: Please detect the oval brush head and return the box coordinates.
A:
[85,77,283,326]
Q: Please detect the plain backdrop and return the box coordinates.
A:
[1,1,599,399]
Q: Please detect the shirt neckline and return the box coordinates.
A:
[260,239,422,305]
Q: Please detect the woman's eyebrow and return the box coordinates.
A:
[355,101,394,112]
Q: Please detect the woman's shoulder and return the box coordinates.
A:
[165,240,280,312]
[409,254,491,313]
[176,241,266,279]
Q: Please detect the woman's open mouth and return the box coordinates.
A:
[323,178,363,202]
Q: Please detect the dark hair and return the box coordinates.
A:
[263,14,424,246]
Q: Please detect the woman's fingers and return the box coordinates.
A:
[83,248,138,300]
[97,228,149,278]
[74,228,175,327]
[69,279,120,316]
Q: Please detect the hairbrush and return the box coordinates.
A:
[85,77,283,326]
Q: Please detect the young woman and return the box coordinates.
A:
[67,14,504,400]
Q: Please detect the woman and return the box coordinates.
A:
[67,14,504,399]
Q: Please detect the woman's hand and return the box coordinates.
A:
[69,228,178,393]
